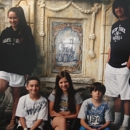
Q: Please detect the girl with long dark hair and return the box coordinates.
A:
[0,6,37,130]
[48,71,82,130]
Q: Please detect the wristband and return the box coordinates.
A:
[24,128,28,130]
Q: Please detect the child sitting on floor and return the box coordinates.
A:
[78,82,113,130]
[15,76,48,130]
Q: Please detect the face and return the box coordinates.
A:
[26,80,40,95]
[115,6,125,19]
[91,90,103,100]
[8,11,19,30]
[58,77,69,93]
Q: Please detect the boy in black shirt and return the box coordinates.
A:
[105,0,130,130]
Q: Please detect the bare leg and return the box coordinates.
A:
[124,100,130,115]
[0,79,8,93]
[6,87,21,130]
[114,97,122,112]
[11,87,21,120]
[52,116,69,130]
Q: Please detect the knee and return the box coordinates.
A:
[59,116,67,124]
[79,126,86,130]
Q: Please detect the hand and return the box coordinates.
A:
[59,111,71,116]
[56,113,63,117]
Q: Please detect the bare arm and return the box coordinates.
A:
[106,47,111,63]
[97,121,111,130]
[19,117,27,129]
[49,101,62,117]
[30,119,43,130]
[80,119,93,130]
[127,55,130,69]
[62,104,81,119]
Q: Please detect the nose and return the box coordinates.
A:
[62,82,66,86]
[32,86,37,90]
[96,91,99,94]
[10,18,14,22]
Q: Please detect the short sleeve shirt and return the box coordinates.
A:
[78,98,113,128]
[15,94,48,129]
[48,91,82,111]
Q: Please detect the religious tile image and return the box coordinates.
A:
[51,22,83,73]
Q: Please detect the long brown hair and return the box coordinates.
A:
[8,6,30,41]
[53,71,76,113]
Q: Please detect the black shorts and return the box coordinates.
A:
[16,126,41,130]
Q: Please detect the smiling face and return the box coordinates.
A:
[26,80,40,96]
[115,6,127,20]
[58,77,69,94]
[8,11,19,30]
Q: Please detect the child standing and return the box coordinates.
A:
[48,71,83,130]
[0,6,37,130]
[15,76,48,130]
[105,0,130,130]
[78,82,112,130]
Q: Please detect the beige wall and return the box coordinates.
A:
[0,0,116,86]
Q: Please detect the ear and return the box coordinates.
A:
[26,85,28,91]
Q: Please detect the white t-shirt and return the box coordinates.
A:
[15,94,48,130]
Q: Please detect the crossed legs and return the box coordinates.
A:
[51,116,69,130]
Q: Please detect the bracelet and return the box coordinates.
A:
[24,128,28,130]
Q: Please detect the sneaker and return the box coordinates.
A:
[118,126,128,130]
[110,122,120,130]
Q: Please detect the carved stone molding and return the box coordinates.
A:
[0,0,4,6]
[38,0,45,56]
[38,0,101,58]
[46,1,71,12]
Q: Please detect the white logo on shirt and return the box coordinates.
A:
[112,25,126,42]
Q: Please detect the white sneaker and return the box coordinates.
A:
[118,126,127,130]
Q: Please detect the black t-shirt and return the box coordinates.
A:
[109,17,130,68]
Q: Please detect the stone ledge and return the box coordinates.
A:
[40,77,93,90]
[40,77,93,83]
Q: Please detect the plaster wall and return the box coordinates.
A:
[0,0,115,82]
[0,0,116,113]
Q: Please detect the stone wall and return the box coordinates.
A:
[0,0,116,83]
[0,0,116,121]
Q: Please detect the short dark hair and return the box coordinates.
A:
[90,82,106,95]
[26,76,41,86]
[112,0,130,18]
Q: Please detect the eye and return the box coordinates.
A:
[65,81,68,83]
[59,81,63,84]
[30,85,33,87]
